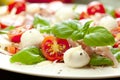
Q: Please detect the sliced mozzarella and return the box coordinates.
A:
[63,46,90,68]
[20,29,44,48]
[98,16,118,31]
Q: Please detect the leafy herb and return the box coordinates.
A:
[105,6,115,18]
[111,48,120,54]
[0,26,15,34]
[83,26,115,46]
[33,15,51,33]
[89,54,113,66]
[10,46,45,65]
[111,48,120,62]
[52,20,83,40]
[51,20,115,46]
[114,52,120,62]
[33,15,50,27]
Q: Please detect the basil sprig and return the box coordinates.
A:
[52,20,115,46]
[10,46,45,65]
[83,26,115,46]
[33,15,51,33]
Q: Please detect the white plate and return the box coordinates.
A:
[0,53,120,79]
[0,3,120,79]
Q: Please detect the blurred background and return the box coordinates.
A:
[0,0,120,8]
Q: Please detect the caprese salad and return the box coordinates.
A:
[0,0,120,68]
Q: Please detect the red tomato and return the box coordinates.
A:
[113,40,120,48]
[8,1,26,14]
[41,36,70,62]
[79,12,89,20]
[115,8,120,18]
[8,25,32,43]
[0,23,7,29]
[26,0,52,3]
[87,1,105,15]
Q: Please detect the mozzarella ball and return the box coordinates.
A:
[55,7,74,22]
[98,16,118,31]
[63,46,90,68]
[20,29,44,48]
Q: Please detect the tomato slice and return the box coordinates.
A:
[115,8,120,18]
[87,1,105,15]
[8,0,26,14]
[41,36,70,62]
[0,22,7,29]
[79,12,89,20]
[8,25,32,43]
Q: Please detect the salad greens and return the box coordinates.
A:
[0,26,15,34]
[9,15,117,66]
[83,26,115,46]
[105,6,115,18]
[10,46,45,65]
[33,15,51,33]
[111,48,120,62]
[90,48,120,66]
[89,54,113,66]
[33,15,50,27]
[33,16,115,46]
[51,20,115,46]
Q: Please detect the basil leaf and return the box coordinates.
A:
[0,26,15,34]
[33,15,51,33]
[111,48,120,54]
[105,6,115,18]
[10,46,45,65]
[4,26,15,31]
[114,52,120,62]
[83,26,115,46]
[90,54,113,66]
[70,21,92,40]
[39,26,51,33]
[52,20,82,39]
[33,15,50,27]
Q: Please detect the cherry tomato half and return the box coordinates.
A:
[0,22,7,29]
[8,25,32,43]
[41,36,70,62]
[8,0,26,14]
[79,12,89,20]
[115,8,120,18]
[87,1,105,15]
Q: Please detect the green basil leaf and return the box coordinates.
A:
[105,6,115,18]
[10,46,45,65]
[114,52,120,62]
[111,48,120,54]
[83,26,115,46]
[33,15,50,27]
[4,26,15,31]
[52,20,82,39]
[39,26,51,33]
[0,26,15,34]
[70,21,92,40]
[90,54,113,66]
